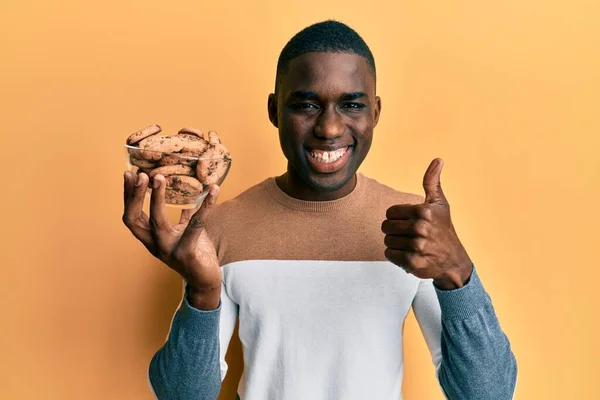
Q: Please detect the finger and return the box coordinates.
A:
[384,248,415,272]
[194,184,221,223]
[179,205,201,225]
[384,235,412,250]
[382,219,430,237]
[126,217,154,246]
[125,172,149,221]
[381,219,416,235]
[423,158,447,205]
[179,185,220,248]
[384,235,427,253]
[124,171,133,206]
[386,204,422,220]
[149,174,170,234]
[122,172,153,245]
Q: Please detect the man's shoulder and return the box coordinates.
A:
[203,177,272,228]
[218,178,270,210]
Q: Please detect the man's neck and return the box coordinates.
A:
[275,170,357,201]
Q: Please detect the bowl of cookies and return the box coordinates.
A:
[124,125,231,208]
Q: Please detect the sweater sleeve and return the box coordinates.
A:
[412,267,518,400]
[148,281,239,400]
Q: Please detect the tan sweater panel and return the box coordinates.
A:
[203,173,423,266]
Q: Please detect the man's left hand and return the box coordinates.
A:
[382,158,473,290]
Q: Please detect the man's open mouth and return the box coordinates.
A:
[305,146,352,173]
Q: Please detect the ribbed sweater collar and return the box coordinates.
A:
[265,173,366,212]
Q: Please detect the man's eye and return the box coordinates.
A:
[342,103,366,109]
[291,103,318,110]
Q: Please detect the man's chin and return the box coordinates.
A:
[305,170,355,193]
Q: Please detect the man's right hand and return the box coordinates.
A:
[122,171,222,310]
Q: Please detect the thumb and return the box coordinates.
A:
[423,158,448,205]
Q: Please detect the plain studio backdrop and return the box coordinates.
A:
[1,1,598,399]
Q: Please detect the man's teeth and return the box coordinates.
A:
[308,148,348,163]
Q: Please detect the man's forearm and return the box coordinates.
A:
[435,268,518,400]
[149,289,222,400]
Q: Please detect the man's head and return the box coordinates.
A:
[268,20,381,196]
[274,20,377,96]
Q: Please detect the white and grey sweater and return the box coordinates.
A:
[148,173,518,400]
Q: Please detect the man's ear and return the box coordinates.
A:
[268,93,278,128]
[373,96,382,127]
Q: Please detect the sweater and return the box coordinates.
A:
[148,173,518,400]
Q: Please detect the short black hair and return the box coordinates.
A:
[274,20,376,94]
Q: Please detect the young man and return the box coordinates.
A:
[123,20,517,400]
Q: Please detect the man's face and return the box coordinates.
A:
[269,52,381,193]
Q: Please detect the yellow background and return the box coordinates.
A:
[1,1,598,399]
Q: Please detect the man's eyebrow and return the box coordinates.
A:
[341,92,367,100]
[288,91,368,101]
[289,91,318,100]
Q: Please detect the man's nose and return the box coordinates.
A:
[314,106,344,139]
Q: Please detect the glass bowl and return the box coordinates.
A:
[124,144,231,209]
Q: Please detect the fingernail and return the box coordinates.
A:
[135,174,143,187]
[153,177,161,188]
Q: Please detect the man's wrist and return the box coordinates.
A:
[187,285,221,311]
[433,262,473,291]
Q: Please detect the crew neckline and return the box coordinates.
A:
[265,173,366,212]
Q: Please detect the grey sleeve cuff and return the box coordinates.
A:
[434,267,491,321]
[178,286,222,338]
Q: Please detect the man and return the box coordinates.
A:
[123,20,517,400]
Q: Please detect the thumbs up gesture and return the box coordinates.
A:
[382,159,473,290]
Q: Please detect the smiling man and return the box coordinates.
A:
[270,50,379,200]
[124,20,518,400]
